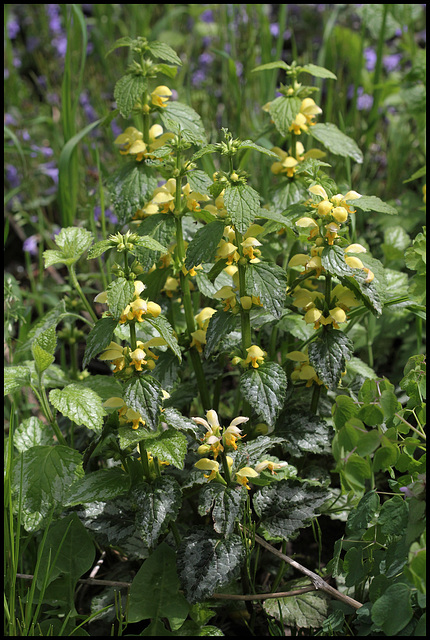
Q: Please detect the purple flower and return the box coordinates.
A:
[270,23,280,37]
[39,161,59,184]
[47,4,63,34]
[200,9,214,23]
[5,164,20,188]
[23,235,39,256]
[357,90,373,111]
[191,69,206,87]
[364,47,377,71]
[383,53,402,72]
[7,17,20,39]
[53,35,68,57]
[94,206,118,225]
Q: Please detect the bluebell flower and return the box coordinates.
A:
[200,9,214,23]
[383,53,401,72]
[364,47,377,71]
[23,235,39,256]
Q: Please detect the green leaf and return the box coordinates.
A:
[308,329,353,390]
[49,384,106,433]
[266,95,302,137]
[378,496,408,537]
[237,140,280,158]
[310,123,363,163]
[128,542,189,625]
[245,262,287,319]
[253,480,327,541]
[123,375,163,431]
[252,60,290,73]
[185,219,225,270]
[65,467,131,506]
[105,36,134,57]
[263,578,329,629]
[371,583,413,635]
[145,314,182,361]
[198,483,248,536]
[343,453,372,492]
[333,395,359,430]
[114,73,147,118]
[348,195,398,215]
[108,162,158,225]
[147,40,183,66]
[223,183,261,234]
[43,227,93,267]
[345,490,380,536]
[82,316,118,369]
[177,528,245,603]
[135,235,169,254]
[148,427,188,469]
[239,362,287,424]
[299,63,337,80]
[133,477,182,548]
[106,277,135,320]
[12,445,83,531]
[161,406,201,438]
[32,343,54,376]
[14,417,54,452]
[160,101,206,145]
[4,365,31,395]
[186,169,213,196]
[204,310,239,357]
[357,403,384,427]
[36,512,95,608]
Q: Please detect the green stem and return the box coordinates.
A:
[129,322,137,351]
[139,441,151,481]
[310,383,321,415]
[32,384,67,446]
[68,264,98,324]
[234,229,252,354]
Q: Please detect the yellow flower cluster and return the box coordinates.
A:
[289,97,323,135]
[190,307,217,353]
[193,409,288,489]
[133,178,210,219]
[94,280,161,325]
[232,345,267,369]
[99,337,167,374]
[270,141,326,179]
[114,124,174,162]
[103,389,170,431]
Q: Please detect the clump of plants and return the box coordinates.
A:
[5,33,426,637]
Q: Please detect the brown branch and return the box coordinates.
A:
[248,530,363,610]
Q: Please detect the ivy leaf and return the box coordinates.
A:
[198,483,248,536]
[223,183,261,234]
[177,528,245,603]
[106,277,135,320]
[239,362,287,424]
[123,375,163,431]
[266,95,302,137]
[128,542,189,626]
[185,219,225,270]
[252,480,327,541]
[245,262,287,319]
[160,101,206,145]
[49,384,106,433]
[147,40,183,66]
[108,162,158,225]
[299,63,337,80]
[308,329,353,390]
[133,477,182,549]
[82,316,118,369]
[12,445,83,531]
[114,73,147,118]
[309,123,363,163]
[204,310,239,357]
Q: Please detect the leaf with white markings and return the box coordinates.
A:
[239,362,287,424]
[308,329,353,390]
[123,375,163,431]
[198,483,248,536]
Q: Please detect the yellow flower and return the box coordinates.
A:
[241,236,262,261]
[289,112,308,135]
[255,460,288,474]
[151,85,172,108]
[222,416,248,450]
[195,458,220,482]
[345,243,367,254]
[215,240,239,265]
[99,342,129,373]
[190,329,207,353]
[195,307,217,331]
[214,285,237,311]
[244,345,266,368]
[182,182,210,212]
[114,127,143,155]
[300,98,322,125]
[162,276,180,298]
[331,206,349,223]
[270,147,299,177]
[235,466,259,490]
[286,351,323,387]
[130,347,147,371]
